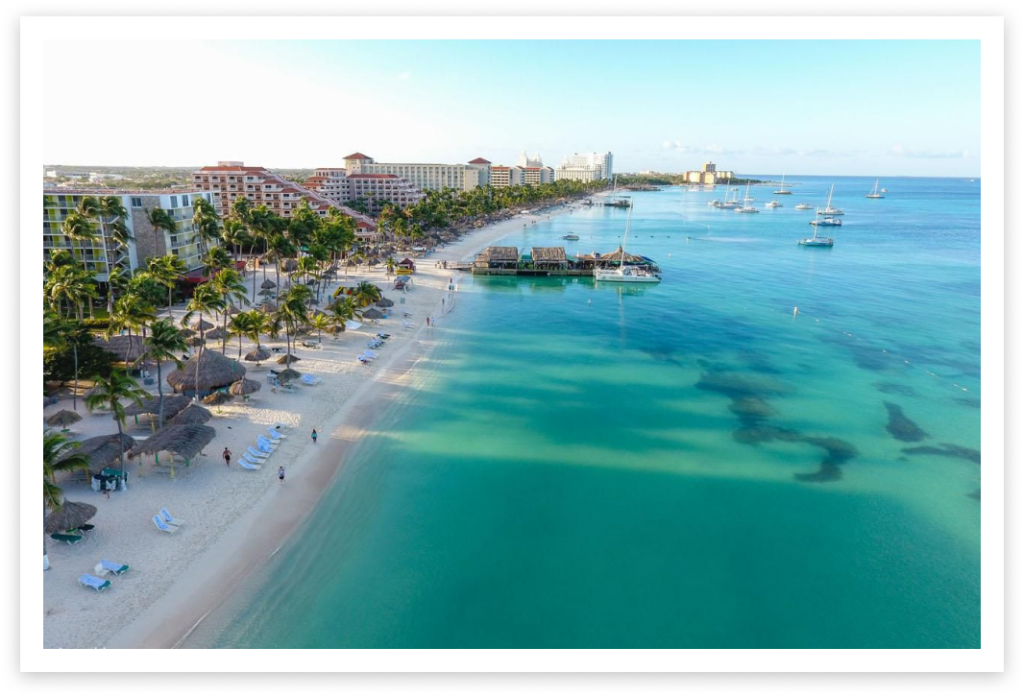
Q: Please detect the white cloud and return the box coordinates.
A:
[397,71,411,80]
[890,144,970,159]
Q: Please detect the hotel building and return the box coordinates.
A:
[43,189,216,281]
[302,168,425,215]
[191,162,377,237]
[554,151,613,182]
[343,152,487,192]
[684,162,734,185]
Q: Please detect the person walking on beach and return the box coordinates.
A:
[426,316,430,328]
[278,466,285,484]
[223,447,232,467]
[311,428,318,445]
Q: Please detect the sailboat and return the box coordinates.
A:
[594,201,662,283]
[866,179,884,199]
[799,223,835,247]
[774,173,793,195]
[816,183,844,216]
[735,183,759,213]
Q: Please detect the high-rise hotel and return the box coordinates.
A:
[342,152,492,192]
[554,152,614,182]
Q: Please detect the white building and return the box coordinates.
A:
[343,152,484,192]
[303,168,425,215]
[555,151,613,180]
[44,189,217,281]
[517,151,545,168]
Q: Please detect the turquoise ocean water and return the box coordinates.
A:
[187,177,981,649]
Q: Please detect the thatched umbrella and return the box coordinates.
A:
[228,378,262,396]
[179,327,197,338]
[166,350,247,395]
[227,304,242,316]
[277,368,301,383]
[202,391,234,406]
[61,433,137,472]
[45,501,98,534]
[190,318,215,331]
[362,307,384,320]
[170,403,213,426]
[124,394,190,419]
[258,288,276,297]
[260,302,278,313]
[346,257,360,267]
[128,424,216,476]
[281,259,299,273]
[206,326,227,341]
[94,335,146,363]
[375,297,395,308]
[261,279,277,289]
[46,410,82,428]
[276,354,301,365]
[244,347,272,363]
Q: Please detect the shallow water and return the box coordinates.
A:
[187,177,981,648]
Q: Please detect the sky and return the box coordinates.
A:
[41,40,981,176]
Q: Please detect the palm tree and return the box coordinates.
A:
[209,268,249,353]
[385,256,396,278]
[354,280,382,308]
[221,218,250,263]
[202,246,234,275]
[273,286,311,366]
[145,207,179,244]
[99,196,132,270]
[108,291,157,343]
[183,283,226,343]
[228,311,256,360]
[43,429,91,512]
[137,319,187,428]
[84,370,148,487]
[309,313,331,344]
[105,264,130,315]
[328,296,357,334]
[192,197,221,256]
[44,316,90,411]
[45,264,97,321]
[59,211,99,317]
[146,254,187,320]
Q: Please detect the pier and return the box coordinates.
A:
[467,246,660,277]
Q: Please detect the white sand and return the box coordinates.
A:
[42,201,588,649]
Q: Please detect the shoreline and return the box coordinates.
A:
[93,198,584,649]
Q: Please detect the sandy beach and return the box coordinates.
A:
[42,200,587,649]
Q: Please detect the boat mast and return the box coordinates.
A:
[620,199,634,264]
[825,183,834,211]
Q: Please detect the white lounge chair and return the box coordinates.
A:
[95,560,129,577]
[160,508,185,526]
[79,573,111,592]
[240,458,261,471]
[247,446,271,460]
[364,350,379,359]
[153,516,178,534]
[357,355,371,365]
[267,428,286,441]
[300,374,322,386]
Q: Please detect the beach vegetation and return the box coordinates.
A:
[43,429,91,511]
[84,369,149,482]
[137,319,187,428]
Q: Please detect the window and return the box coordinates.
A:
[182,195,190,207]
[131,197,143,208]
[170,196,178,208]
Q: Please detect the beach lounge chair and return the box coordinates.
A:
[79,574,111,592]
[50,532,82,545]
[153,516,178,534]
[376,333,391,340]
[247,446,271,460]
[256,438,277,453]
[76,524,95,533]
[95,560,129,577]
[267,428,286,441]
[160,508,185,526]
[402,320,412,330]
[358,355,371,365]
[367,339,384,349]
[240,458,261,471]
[364,350,379,359]
[300,374,322,386]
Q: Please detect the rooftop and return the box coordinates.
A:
[468,157,491,164]
[343,152,371,160]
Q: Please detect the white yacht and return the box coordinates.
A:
[773,173,793,195]
[594,201,662,284]
[766,200,783,209]
[866,179,884,199]
[810,217,842,227]
[794,203,814,210]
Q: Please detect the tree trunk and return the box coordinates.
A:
[156,361,165,429]
[72,344,79,411]
[116,418,126,490]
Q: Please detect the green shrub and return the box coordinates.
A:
[43,336,117,385]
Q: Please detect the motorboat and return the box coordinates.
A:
[766,200,783,209]
[794,203,813,210]
[562,234,580,240]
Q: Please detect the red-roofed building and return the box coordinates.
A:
[340,151,492,191]
[302,168,424,216]
[192,161,375,233]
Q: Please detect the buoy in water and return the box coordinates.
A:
[793,307,799,317]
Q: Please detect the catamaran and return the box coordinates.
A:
[799,224,835,247]
[816,183,844,216]
[774,173,793,195]
[735,183,759,213]
[810,217,842,227]
[594,201,662,283]
[866,179,885,199]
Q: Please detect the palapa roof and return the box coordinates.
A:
[261,279,277,289]
[361,307,384,320]
[477,246,519,263]
[190,318,215,331]
[94,335,146,363]
[228,377,262,396]
[276,354,301,365]
[205,326,227,340]
[46,410,82,427]
[281,259,299,272]
[375,297,395,307]
[530,247,568,263]
[166,350,247,392]
[170,403,213,426]
[57,433,137,472]
[277,368,301,382]
[45,501,98,534]
[124,393,190,418]
[244,347,272,362]
[202,391,233,406]
[580,246,647,264]
[128,424,216,460]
